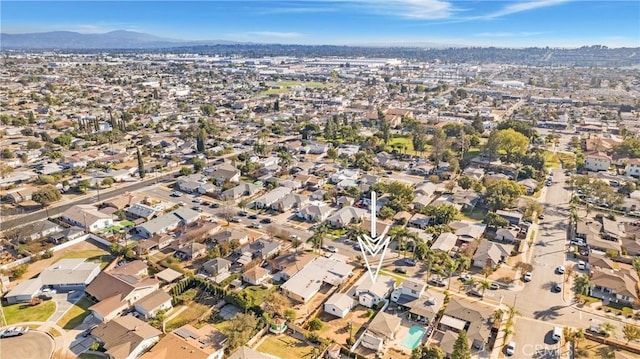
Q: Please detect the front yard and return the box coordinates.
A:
[3,300,56,324]
[256,334,315,359]
[56,297,95,329]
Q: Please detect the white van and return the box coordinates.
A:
[552,326,562,342]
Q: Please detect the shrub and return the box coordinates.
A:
[309,318,323,331]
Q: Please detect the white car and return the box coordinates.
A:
[327,246,338,253]
[523,272,532,282]
[555,265,565,274]
[506,341,516,356]
[577,260,586,270]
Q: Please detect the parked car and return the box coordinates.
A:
[0,327,27,338]
[552,283,562,293]
[506,341,516,356]
[171,191,183,197]
[231,217,241,223]
[327,246,338,253]
[248,214,258,220]
[429,277,447,287]
[249,223,262,229]
[523,272,533,282]
[489,283,500,290]
[238,211,248,216]
[555,265,565,274]
[394,267,407,274]
[460,273,472,282]
[403,258,417,266]
[467,289,483,298]
[577,260,586,270]
[192,198,202,203]
[260,218,272,224]
[210,203,219,208]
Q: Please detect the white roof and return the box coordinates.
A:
[325,293,354,311]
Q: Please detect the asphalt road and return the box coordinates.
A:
[0,172,177,232]
[0,330,55,359]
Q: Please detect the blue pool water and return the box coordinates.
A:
[401,325,427,349]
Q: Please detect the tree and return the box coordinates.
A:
[222,312,259,350]
[421,204,459,225]
[32,185,62,206]
[193,158,205,173]
[379,111,391,145]
[179,167,193,176]
[484,128,530,163]
[574,274,590,296]
[430,128,449,167]
[102,178,114,187]
[622,324,640,344]
[263,291,289,318]
[309,318,323,331]
[484,180,525,211]
[136,148,145,178]
[12,264,28,279]
[196,129,206,152]
[412,124,428,154]
[458,176,474,190]
[327,147,338,162]
[277,149,293,173]
[599,323,616,338]
[451,330,471,359]
[422,346,445,359]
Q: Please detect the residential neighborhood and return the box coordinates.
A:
[0,46,639,359]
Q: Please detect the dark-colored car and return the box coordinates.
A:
[394,267,407,274]
[260,218,272,224]
[248,214,258,220]
[467,289,483,298]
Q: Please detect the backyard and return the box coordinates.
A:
[256,334,315,359]
[315,305,373,345]
[57,249,114,269]
[165,303,211,332]
[3,300,56,324]
[56,297,95,329]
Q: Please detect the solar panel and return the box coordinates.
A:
[175,328,200,340]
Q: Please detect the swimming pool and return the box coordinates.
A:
[401,325,427,350]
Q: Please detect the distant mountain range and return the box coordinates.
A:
[0,30,241,49]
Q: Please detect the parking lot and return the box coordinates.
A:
[511,317,562,358]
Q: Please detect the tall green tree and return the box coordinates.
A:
[137,147,145,178]
[222,312,258,350]
[32,185,62,206]
[412,124,427,154]
[196,129,206,152]
[430,128,449,167]
[484,180,524,211]
[451,330,471,359]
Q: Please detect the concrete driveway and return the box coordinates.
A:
[48,291,83,323]
[0,331,55,359]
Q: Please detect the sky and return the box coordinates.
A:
[2,1,639,48]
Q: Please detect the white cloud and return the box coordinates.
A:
[476,0,570,19]
[334,0,456,19]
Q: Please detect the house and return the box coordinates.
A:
[155,268,183,284]
[326,206,367,228]
[589,266,639,306]
[134,290,173,319]
[173,242,206,261]
[228,346,275,359]
[352,274,396,308]
[281,256,354,303]
[4,187,36,203]
[90,316,161,359]
[451,190,482,210]
[495,210,522,226]
[201,258,232,277]
[324,293,355,318]
[584,151,612,172]
[390,278,427,303]
[295,174,325,190]
[517,178,539,195]
[86,262,160,322]
[269,252,315,282]
[220,182,261,200]
[61,204,114,231]
[251,187,292,209]
[439,298,493,351]
[210,229,249,246]
[134,208,201,238]
[472,241,512,269]
[5,258,101,304]
[431,232,458,253]
[140,324,226,359]
[135,234,174,255]
[360,312,401,352]
[242,267,270,285]
[625,158,640,178]
[296,204,332,223]
[408,213,433,230]
[125,203,158,220]
[235,239,281,265]
[449,221,486,242]
[271,193,308,212]
[207,165,241,185]
[9,219,61,242]
[405,290,445,325]
[495,228,518,243]
[104,193,146,210]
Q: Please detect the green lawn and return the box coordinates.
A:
[165,303,211,332]
[3,301,56,324]
[243,286,274,304]
[57,249,113,270]
[57,297,95,329]
[458,207,488,221]
[257,335,314,359]
[543,150,561,168]
[387,136,431,157]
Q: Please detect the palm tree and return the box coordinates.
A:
[388,225,409,257]
[478,279,492,298]
[423,249,438,287]
[574,274,590,296]
[277,149,293,174]
[456,255,471,275]
[505,305,520,322]
[443,256,459,290]
[492,309,504,324]
[346,224,366,243]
